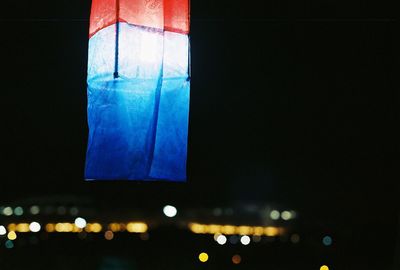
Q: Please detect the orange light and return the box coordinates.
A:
[232,255,242,265]
[46,223,55,233]
[264,227,279,237]
[104,230,114,240]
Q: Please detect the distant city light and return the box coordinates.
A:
[264,226,280,236]
[232,254,242,265]
[323,236,333,246]
[126,222,148,233]
[69,207,79,216]
[252,235,262,243]
[188,223,283,237]
[14,207,24,216]
[229,235,239,244]
[320,265,329,270]
[198,252,209,263]
[30,206,40,215]
[0,225,6,236]
[7,231,17,241]
[163,205,177,218]
[270,210,280,220]
[281,211,292,220]
[240,235,251,245]
[57,206,67,215]
[221,225,236,235]
[74,217,87,229]
[5,240,14,249]
[216,234,227,245]
[104,230,114,240]
[213,208,223,216]
[29,222,41,233]
[89,223,103,233]
[3,207,13,216]
[140,233,150,241]
[16,223,30,232]
[290,234,300,244]
[45,223,55,233]
[237,226,253,235]
[55,223,74,233]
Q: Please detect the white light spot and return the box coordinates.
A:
[3,207,13,216]
[240,235,251,245]
[0,225,6,236]
[74,217,87,229]
[216,234,227,245]
[163,205,177,218]
[29,222,41,233]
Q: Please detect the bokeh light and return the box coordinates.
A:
[104,230,114,240]
[290,234,300,244]
[7,231,17,240]
[198,252,209,263]
[0,225,6,236]
[270,210,280,220]
[126,222,148,233]
[75,217,87,229]
[232,254,242,265]
[323,236,333,246]
[5,240,14,249]
[216,234,227,245]
[30,206,40,215]
[14,207,24,216]
[29,222,41,233]
[240,235,251,245]
[3,207,13,216]
[163,205,177,218]
[281,211,292,220]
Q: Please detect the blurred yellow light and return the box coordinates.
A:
[91,223,103,233]
[72,225,82,233]
[126,222,148,233]
[46,223,55,232]
[189,223,205,234]
[207,224,221,234]
[264,227,279,236]
[105,230,114,240]
[320,265,329,270]
[198,252,209,263]
[16,223,30,233]
[7,223,17,231]
[254,227,264,236]
[237,226,253,235]
[55,223,74,232]
[7,231,17,240]
[221,225,236,235]
[109,223,121,232]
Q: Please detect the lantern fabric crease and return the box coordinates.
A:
[85,0,190,181]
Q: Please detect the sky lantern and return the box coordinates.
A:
[85,0,190,181]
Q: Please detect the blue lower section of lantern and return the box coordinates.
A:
[85,23,190,181]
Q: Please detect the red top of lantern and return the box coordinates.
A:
[89,0,190,38]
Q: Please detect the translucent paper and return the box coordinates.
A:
[85,0,190,181]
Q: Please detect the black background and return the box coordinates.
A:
[0,0,398,266]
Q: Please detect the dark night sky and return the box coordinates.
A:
[0,0,398,226]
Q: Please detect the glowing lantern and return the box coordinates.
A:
[85,0,190,181]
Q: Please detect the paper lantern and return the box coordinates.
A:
[85,0,190,181]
